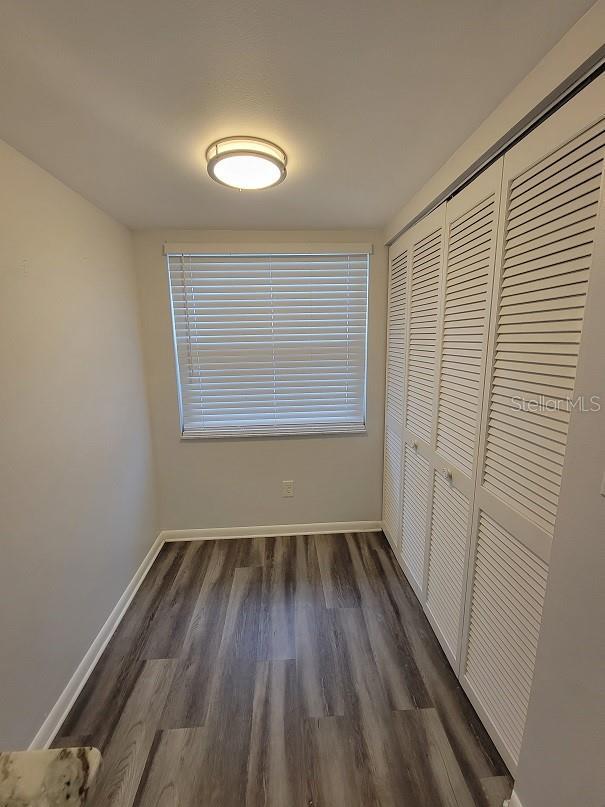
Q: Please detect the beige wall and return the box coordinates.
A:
[511,200,605,807]
[133,229,387,531]
[0,140,157,749]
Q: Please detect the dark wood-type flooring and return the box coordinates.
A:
[53,532,513,807]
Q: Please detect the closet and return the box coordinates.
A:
[382,73,605,772]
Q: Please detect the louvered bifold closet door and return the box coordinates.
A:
[382,236,409,551]
[461,75,605,773]
[424,163,502,669]
[400,205,445,598]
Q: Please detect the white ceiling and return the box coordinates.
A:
[0,0,595,230]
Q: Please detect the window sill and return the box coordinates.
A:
[180,424,367,439]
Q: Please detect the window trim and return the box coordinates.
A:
[163,241,374,256]
[166,246,371,440]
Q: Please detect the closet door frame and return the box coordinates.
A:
[422,161,503,672]
[459,73,605,773]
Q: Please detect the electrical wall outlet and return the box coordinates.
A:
[281,479,294,498]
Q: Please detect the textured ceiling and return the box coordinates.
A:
[0,0,595,229]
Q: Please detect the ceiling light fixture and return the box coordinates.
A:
[205,136,287,190]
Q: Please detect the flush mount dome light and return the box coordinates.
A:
[205,136,287,190]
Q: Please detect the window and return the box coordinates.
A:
[167,249,369,437]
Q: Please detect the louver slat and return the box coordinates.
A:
[483,120,605,534]
[437,195,495,475]
[382,250,408,546]
[400,445,430,590]
[406,230,442,443]
[426,474,470,658]
[465,512,548,765]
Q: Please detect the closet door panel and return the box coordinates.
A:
[383,425,403,551]
[404,207,445,449]
[477,82,605,544]
[462,74,605,772]
[400,442,431,595]
[483,117,604,536]
[382,237,409,551]
[424,163,502,669]
[436,173,500,477]
[464,512,548,768]
[400,205,446,597]
[425,472,470,662]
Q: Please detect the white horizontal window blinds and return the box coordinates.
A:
[168,252,369,437]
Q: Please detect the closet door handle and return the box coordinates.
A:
[442,467,453,482]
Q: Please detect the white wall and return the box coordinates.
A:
[133,229,387,531]
[511,199,605,807]
[0,140,157,749]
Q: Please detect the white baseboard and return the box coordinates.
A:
[161,520,383,542]
[29,532,165,749]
